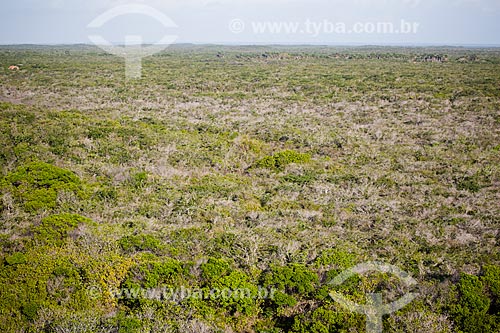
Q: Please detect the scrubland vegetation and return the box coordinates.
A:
[0,45,499,332]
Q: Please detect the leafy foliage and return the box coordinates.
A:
[118,234,162,253]
[450,273,500,332]
[262,263,318,295]
[0,45,499,332]
[2,162,84,212]
[34,213,93,246]
[291,307,361,333]
[256,150,311,171]
[5,252,27,265]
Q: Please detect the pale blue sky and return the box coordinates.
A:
[1,0,499,45]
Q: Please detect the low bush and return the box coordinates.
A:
[313,249,357,270]
[2,162,85,212]
[262,264,318,295]
[282,171,317,185]
[209,270,260,315]
[122,258,187,290]
[291,307,362,333]
[201,257,232,283]
[118,234,163,253]
[5,252,27,265]
[256,150,311,171]
[450,272,500,332]
[34,213,93,246]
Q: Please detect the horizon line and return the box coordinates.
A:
[1,42,500,48]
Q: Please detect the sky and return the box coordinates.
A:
[1,0,500,45]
